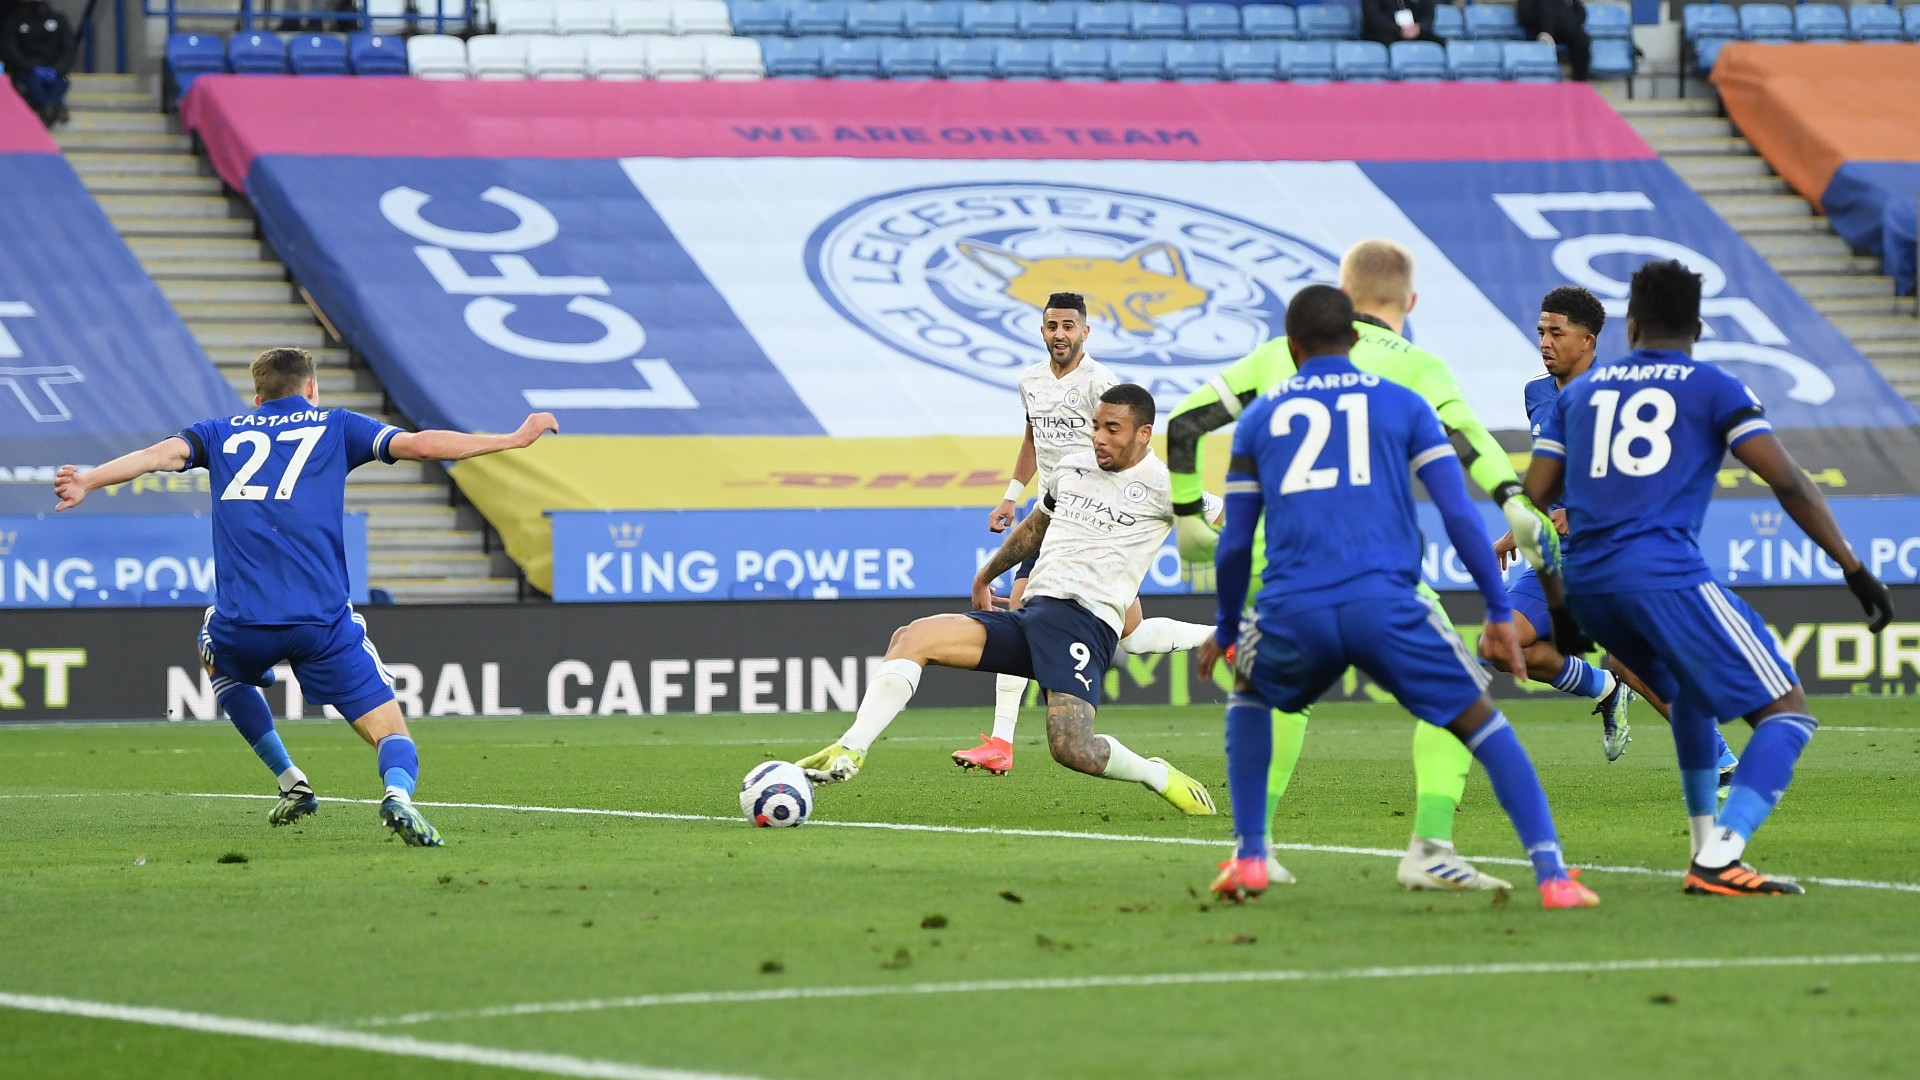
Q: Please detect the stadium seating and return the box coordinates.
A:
[1133,3,1188,40]
[1907,6,1920,41]
[958,1,1015,37]
[936,38,996,76]
[1388,39,1445,80]
[792,0,850,35]
[881,37,940,75]
[587,34,651,75]
[1239,5,1297,41]
[1296,3,1356,41]
[905,0,965,37]
[1331,40,1388,81]
[528,33,590,76]
[705,34,766,75]
[1051,38,1109,79]
[558,0,619,34]
[1014,1,1072,39]
[348,33,410,74]
[469,34,532,76]
[1075,1,1131,39]
[407,34,470,77]
[1430,4,1464,41]
[1737,4,1794,43]
[1166,40,1224,80]
[1588,37,1634,80]
[733,0,789,35]
[674,0,735,34]
[1848,4,1905,41]
[760,34,825,73]
[648,33,711,76]
[1794,3,1849,42]
[1108,39,1168,79]
[1276,40,1335,81]
[1466,4,1523,41]
[614,0,674,33]
[850,0,909,36]
[1446,39,1504,80]
[1503,40,1559,81]
[1583,3,1631,41]
[993,38,1051,76]
[495,0,558,33]
[822,36,883,75]
[1222,40,1280,80]
[1186,3,1242,40]
[288,34,349,74]
[165,32,228,100]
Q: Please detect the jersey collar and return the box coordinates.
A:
[1297,354,1358,373]
[255,395,313,412]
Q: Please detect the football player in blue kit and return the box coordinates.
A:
[1523,261,1893,894]
[1199,285,1597,910]
[54,347,558,846]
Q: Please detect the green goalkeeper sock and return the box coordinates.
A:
[1410,720,1472,843]
[1263,708,1310,837]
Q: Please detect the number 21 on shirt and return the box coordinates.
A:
[1271,394,1372,494]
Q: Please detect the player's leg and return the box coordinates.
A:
[803,613,995,783]
[1114,597,1215,655]
[1482,569,1634,759]
[954,564,1033,775]
[200,610,314,825]
[1349,597,1596,908]
[1395,588,1506,890]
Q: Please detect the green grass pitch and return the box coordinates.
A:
[3,697,1918,1079]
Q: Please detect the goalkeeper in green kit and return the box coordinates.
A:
[1170,239,1559,890]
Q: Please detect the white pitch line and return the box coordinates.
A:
[356,952,1920,1029]
[0,991,761,1080]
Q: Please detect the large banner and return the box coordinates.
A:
[4,588,1915,722]
[180,78,1920,593]
[0,512,371,608]
[0,91,240,515]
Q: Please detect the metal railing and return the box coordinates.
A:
[144,0,480,36]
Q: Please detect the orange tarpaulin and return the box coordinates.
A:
[1711,43,1920,210]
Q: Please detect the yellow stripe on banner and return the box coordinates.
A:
[453,435,1233,594]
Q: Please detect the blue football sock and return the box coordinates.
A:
[1224,695,1271,861]
[1717,713,1816,841]
[375,734,419,798]
[1550,656,1609,699]
[1715,736,1739,772]
[1667,699,1723,818]
[1464,713,1567,884]
[218,684,293,779]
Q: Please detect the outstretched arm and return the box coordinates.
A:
[990,424,1037,533]
[1735,431,1893,630]
[53,437,193,511]
[973,507,1050,609]
[386,413,558,462]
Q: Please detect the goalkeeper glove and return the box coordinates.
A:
[1498,490,1560,574]
[1174,514,1219,589]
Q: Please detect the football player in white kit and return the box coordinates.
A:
[956,292,1215,775]
[796,383,1218,816]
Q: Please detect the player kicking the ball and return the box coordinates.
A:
[54,347,558,846]
[798,383,1216,816]
[1200,285,1597,910]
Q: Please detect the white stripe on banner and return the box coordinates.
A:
[1697,584,1794,700]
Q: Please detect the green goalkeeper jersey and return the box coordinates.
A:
[1166,317,1523,515]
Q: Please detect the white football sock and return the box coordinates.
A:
[1688,815,1715,861]
[1694,825,1748,868]
[841,659,922,753]
[277,766,308,793]
[1096,734,1170,792]
[990,675,1025,743]
[1118,617,1214,654]
[1592,670,1619,702]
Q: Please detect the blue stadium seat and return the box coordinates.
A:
[166,32,228,98]
[789,0,850,35]
[1588,37,1633,78]
[733,0,791,35]
[1132,2,1188,39]
[1503,40,1560,80]
[1388,39,1445,79]
[1222,40,1280,79]
[760,35,826,74]
[958,0,1018,37]
[1016,0,1075,38]
[1333,39,1388,80]
[1430,4,1465,40]
[1074,0,1132,39]
[993,38,1052,77]
[288,34,349,74]
[1792,3,1847,41]
[1466,5,1522,40]
[1737,3,1793,42]
[822,37,883,75]
[1847,4,1904,41]
[1276,40,1335,80]
[347,33,408,74]
[1108,39,1168,79]
[1692,35,1732,71]
[1681,3,1737,41]
[1185,3,1241,39]
[903,0,964,36]
[1583,2,1631,41]
[936,37,997,75]
[1296,3,1356,41]
[849,0,908,35]
[1166,40,1224,79]
[1445,39,1503,79]
[880,37,940,74]
[229,31,287,74]
[1240,4,1296,40]
[1052,39,1110,78]
[1907,5,1920,41]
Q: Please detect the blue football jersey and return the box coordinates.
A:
[180,396,400,625]
[1231,356,1456,616]
[1533,349,1770,594]
[1524,372,1565,515]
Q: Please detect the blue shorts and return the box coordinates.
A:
[1236,594,1490,725]
[198,606,397,721]
[967,596,1118,707]
[1568,582,1797,721]
[1506,566,1551,641]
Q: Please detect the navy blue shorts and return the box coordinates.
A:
[1568,582,1797,721]
[1506,566,1552,641]
[967,596,1118,707]
[1235,593,1490,725]
[198,606,397,721]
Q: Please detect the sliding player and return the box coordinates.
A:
[1523,260,1893,893]
[1167,239,1558,890]
[53,347,558,846]
[1201,285,1597,909]
[957,292,1213,776]
[798,384,1216,816]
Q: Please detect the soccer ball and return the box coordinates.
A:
[739,760,812,828]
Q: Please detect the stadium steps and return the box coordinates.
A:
[57,72,521,605]
[1613,97,1920,409]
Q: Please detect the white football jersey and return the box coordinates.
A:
[1025,449,1177,634]
[1019,356,1121,494]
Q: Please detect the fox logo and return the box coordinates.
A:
[956,240,1211,337]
